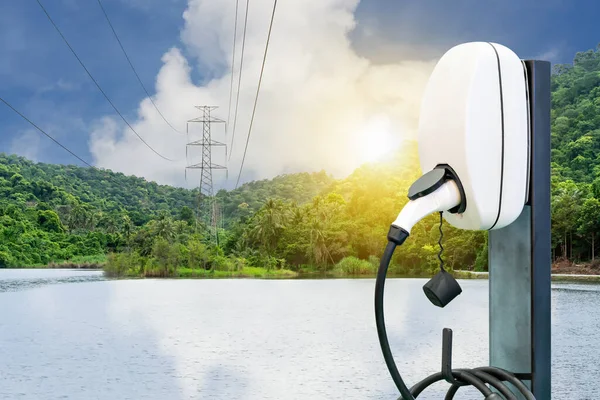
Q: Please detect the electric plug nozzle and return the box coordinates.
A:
[391,171,465,308]
[392,178,462,234]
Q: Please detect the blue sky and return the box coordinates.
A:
[0,0,599,176]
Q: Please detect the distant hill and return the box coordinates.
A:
[550,45,600,183]
[0,153,335,267]
[0,153,334,226]
[216,170,335,223]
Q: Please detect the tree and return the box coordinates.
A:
[151,238,173,277]
[577,198,600,260]
[120,215,133,239]
[249,199,288,255]
[151,217,175,242]
[188,241,210,269]
[552,180,586,259]
[37,210,65,233]
[179,206,195,226]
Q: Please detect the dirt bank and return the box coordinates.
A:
[552,258,600,275]
[45,262,104,269]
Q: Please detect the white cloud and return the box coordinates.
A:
[38,78,80,95]
[534,47,561,63]
[89,0,435,189]
[10,129,41,162]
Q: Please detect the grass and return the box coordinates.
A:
[453,270,489,280]
[332,256,376,276]
[174,266,298,279]
[19,254,107,269]
[551,274,600,283]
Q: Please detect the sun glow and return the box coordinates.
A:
[358,116,400,163]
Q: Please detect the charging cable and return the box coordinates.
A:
[375,171,536,399]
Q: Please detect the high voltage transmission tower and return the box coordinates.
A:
[185,106,227,245]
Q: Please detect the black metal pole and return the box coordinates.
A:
[488,60,551,399]
[525,59,552,399]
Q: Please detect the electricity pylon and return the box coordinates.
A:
[185,106,226,245]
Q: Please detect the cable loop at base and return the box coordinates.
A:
[407,365,534,400]
[376,233,535,400]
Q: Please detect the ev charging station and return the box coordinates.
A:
[375,42,551,399]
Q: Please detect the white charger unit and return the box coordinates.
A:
[417,42,530,231]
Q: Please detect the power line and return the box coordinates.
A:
[228,0,250,162]
[226,0,241,140]
[0,96,94,168]
[235,0,278,189]
[35,0,179,162]
[95,0,185,135]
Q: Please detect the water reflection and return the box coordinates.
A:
[0,273,598,399]
[0,268,104,293]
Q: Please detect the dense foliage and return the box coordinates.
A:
[0,153,334,272]
[2,44,600,274]
[0,141,485,276]
[550,45,600,261]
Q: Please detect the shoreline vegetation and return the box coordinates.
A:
[7,253,600,283]
[17,254,107,269]
[454,270,600,283]
[4,262,600,283]
[6,243,600,283]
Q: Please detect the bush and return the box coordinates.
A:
[334,256,375,275]
[368,255,379,268]
[590,259,600,270]
[104,253,129,277]
[211,255,233,271]
[104,251,141,277]
[247,253,278,271]
[188,241,209,269]
[0,250,13,268]
[231,257,246,271]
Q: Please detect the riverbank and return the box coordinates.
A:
[552,258,600,275]
[107,266,300,279]
[175,267,298,279]
[454,270,600,283]
[16,255,106,270]
[10,255,600,283]
[108,267,436,280]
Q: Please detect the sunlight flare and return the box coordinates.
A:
[358,115,400,163]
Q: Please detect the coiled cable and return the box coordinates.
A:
[375,225,536,399]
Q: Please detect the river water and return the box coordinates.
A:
[0,269,598,400]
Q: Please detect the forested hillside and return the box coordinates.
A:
[215,170,334,223]
[550,45,600,262]
[2,44,600,274]
[0,153,334,268]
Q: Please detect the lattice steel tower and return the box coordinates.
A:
[185,106,227,244]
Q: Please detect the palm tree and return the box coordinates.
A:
[71,204,88,231]
[307,216,335,268]
[97,213,119,234]
[152,217,175,242]
[120,215,133,239]
[290,202,304,225]
[250,199,288,256]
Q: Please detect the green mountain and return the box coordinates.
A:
[215,170,335,222]
[0,152,334,267]
[549,45,600,262]
[551,45,600,183]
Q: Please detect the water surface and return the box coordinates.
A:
[0,270,598,399]
[0,268,104,293]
